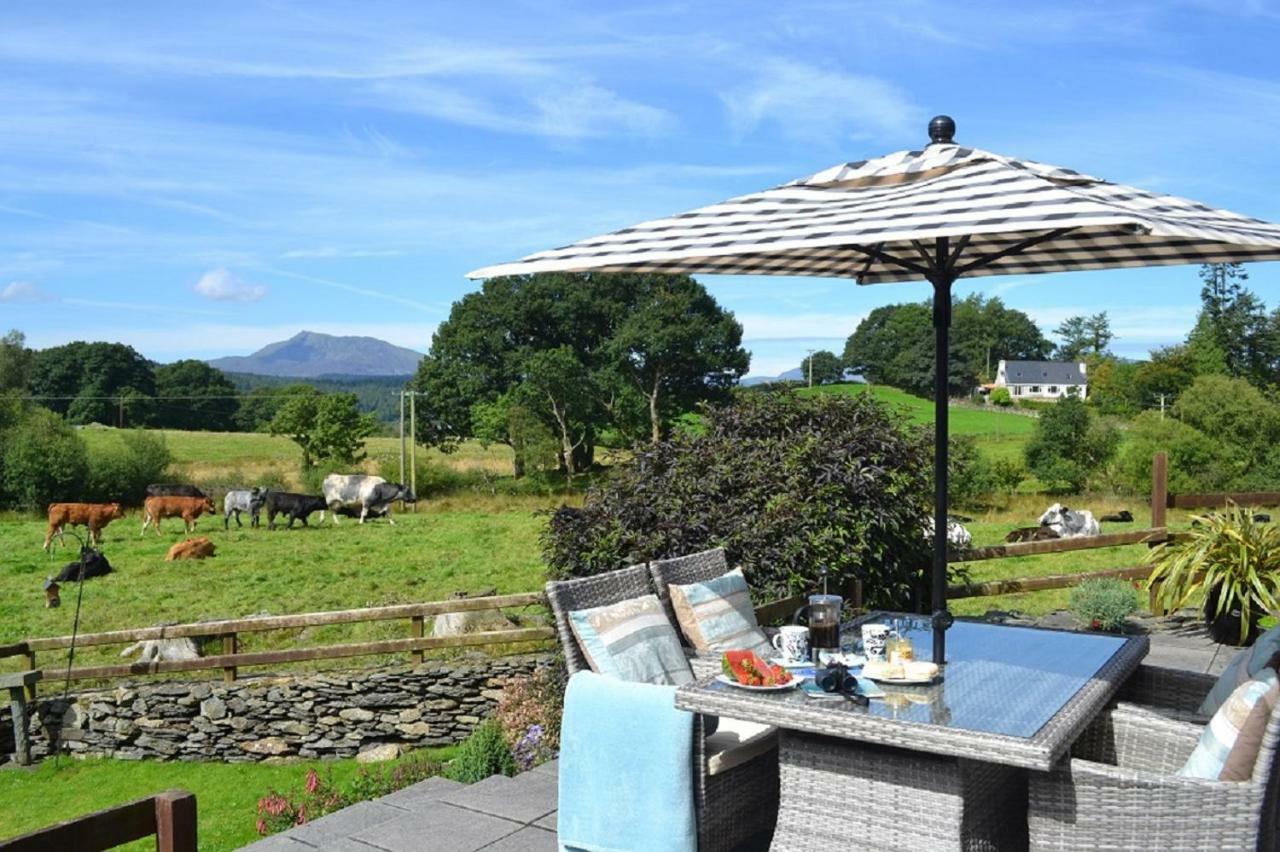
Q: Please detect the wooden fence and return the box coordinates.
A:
[0,789,196,852]
[0,592,552,697]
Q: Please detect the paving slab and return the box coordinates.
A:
[285,801,410,848]
[529,759,558,777]
[241,833,320,851]
[350,801,522,852]
[379,775,467,810]
[478,825,558,851]
[439,771,558,824]
[532,811,557,832]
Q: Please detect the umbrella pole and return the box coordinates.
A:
[930,266,956,664]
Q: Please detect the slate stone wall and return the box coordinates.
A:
[1,654,550,763]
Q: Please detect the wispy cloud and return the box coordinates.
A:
[260,267,440,313]
[193,268,267,302]
[0,280,53,303]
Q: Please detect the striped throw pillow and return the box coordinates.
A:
[1200,624,1280,716]
[669,568,772,656]
[1180,668,1279,781]
[567,595,694,686]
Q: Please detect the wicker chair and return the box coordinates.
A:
[1028,665,1280,851]
[546,564,779,852]
[650,548,731,675]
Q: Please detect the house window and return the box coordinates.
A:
[1048,385,1058,394]
[1013,386,1022,396]
[1030,385,1041,394]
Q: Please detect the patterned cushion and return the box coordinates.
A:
[669,568,772,656]
[1200,624,1280,715]
[567,595,694,686]
[1180,668,1279,781]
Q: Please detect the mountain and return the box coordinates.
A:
[207,331,424,378]
[741,368,806,386]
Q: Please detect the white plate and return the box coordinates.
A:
[714,674,799,691]
[857,672,939,685]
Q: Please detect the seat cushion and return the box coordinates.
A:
[567,594,695,686]
[1180,667,1279,781]
[669,568,773,656]
[1200,624,1280,716]
[705,717,777,776]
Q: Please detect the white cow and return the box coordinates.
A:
[923,516,973,549]
[322,474,416,524]
[1038,503,1101,538]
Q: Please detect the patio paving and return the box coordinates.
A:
[244,625,1233,851]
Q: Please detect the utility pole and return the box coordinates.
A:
[806,349,816,388]
[409,392,417,511]
[399,391,406,485]
[1158,393,1167,420]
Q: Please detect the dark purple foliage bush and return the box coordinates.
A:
[542,390,934,609]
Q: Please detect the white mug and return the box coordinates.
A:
[771,625,810,663]
[861,624,891,662]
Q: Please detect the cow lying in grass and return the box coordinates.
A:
[53,548,114,582]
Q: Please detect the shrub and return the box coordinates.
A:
[1116,412,1231,494]
[990,387,1012,407]
[445,719,519,783]
[990,458,1025,495]
[949,435,997,507]
[255,768,346,836]
[84,429,171,504]
[1069,578,1138,632]
[0,407,90,510]
[1024,396,1119,493]
[346,751,444,801]
[495,666,566,770]
[542,390,933,609]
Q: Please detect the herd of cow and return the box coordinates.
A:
[41,474,417,552]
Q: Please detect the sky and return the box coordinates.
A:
[1,1,1279,378]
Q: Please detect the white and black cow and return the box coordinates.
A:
[223,487,267,529]
[1038,503,1101,538]
[322,474,416,525]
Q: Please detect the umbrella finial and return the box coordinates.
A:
[928,115,955,145]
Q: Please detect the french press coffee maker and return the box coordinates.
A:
[794,568,842,660]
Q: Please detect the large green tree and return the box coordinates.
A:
[1053,312,1113,360]
[0,330,32,430]
[1196,263,1272,381]
[269,390,377,468]
[799,350,844,386]
[28,341,156,425]
[153,360,239,431]
[1024,395,1120,492]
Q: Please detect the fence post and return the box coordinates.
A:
[153,790,197,852]
[23,651,36,700]
[221,634,237,684]
[1152,452,1168,530]
[410,616,425,664]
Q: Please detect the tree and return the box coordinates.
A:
[799,350,844,386]
[269,390,377,467]
[1024,395,1120,492]
[1173,375,1280,471]
[1117,412,1231,495]
[1196,263,1271,380]
[515,346,600,477]
[1054,312,1112,360]
[153,360,238,431]
[0,330,32,431]
[0,406,90,509]
[28,341,156,425]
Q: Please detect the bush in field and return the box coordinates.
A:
[0,407,90,510]
[1069,578,1138,632]
[990,387,1012,407]
[990,458,1026,495]
[542,390,934,609]
[1024,395,1120,493]
[445,719,519,783]
[1117,412,1231,494]
[949,435,997,507]
[84,430,172,504]
[1174,375,1280,470]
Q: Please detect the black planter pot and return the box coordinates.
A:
[1204,590,1262,646]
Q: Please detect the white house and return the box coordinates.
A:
[993,360,1087,400]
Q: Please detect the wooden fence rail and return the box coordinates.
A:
[0,593,551,694]
[0,789,196,852]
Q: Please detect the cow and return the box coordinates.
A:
[1099,510,1135,523]
[223,487,267,529]
[53,547,114,582]
[166,537,217,560]
[43,502,125,551]
[1005,526,1061,543]
[145,484,206,499]
[122,637,200,663]
[141,495,217,536]
[322,474,416,525]
[1038,503,1101,539]
[265,491,328,529]
[923,516,973,550]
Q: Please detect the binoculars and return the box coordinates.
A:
[817,662,868,706]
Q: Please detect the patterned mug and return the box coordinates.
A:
[771,625,810,663]
[861,623,891,662]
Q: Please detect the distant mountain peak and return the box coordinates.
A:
[207,330,424,377]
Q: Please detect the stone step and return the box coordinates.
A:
[379,774,467,810]
[439,772,558,825]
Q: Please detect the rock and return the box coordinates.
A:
[200,697,227,720]
[356,743,403,763]
[423,698,458,711]
[338,708,375,722]
[273,721,311,737]
[241,737,291,755]
[456,715,481,725]
[397,708,422,723]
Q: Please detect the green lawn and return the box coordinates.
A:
[0,749,456,851]
[0,506,553,676]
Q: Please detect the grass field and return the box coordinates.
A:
[0,748,456,850]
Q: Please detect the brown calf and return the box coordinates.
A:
[141,496,217,536]
[165,537,217,561]
[43,502,125,551]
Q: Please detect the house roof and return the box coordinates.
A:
[1002,361,1086,385]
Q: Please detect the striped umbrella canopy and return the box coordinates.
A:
[468,116,1280,663]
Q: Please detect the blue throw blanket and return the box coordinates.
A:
[558,671,696,852]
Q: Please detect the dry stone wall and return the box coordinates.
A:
[1,654,550,763]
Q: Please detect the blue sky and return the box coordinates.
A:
[1,1,1278,377]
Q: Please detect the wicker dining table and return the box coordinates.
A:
[675,612,1149,852]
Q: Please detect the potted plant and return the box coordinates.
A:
[1146,505,1280,645]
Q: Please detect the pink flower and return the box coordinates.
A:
[305,769,320,794]
[256,819,267,836]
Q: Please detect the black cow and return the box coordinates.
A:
[145,483,206,499]
[1100,510,1134,523]
[54,547,113,582]
[266,491,328,529]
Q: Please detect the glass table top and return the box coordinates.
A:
[698,616,1133,740]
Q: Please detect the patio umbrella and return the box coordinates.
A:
[468,115,1280,664]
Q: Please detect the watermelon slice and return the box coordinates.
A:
[722,650,792,686]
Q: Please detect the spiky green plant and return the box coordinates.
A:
[1146,505,1280,643]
